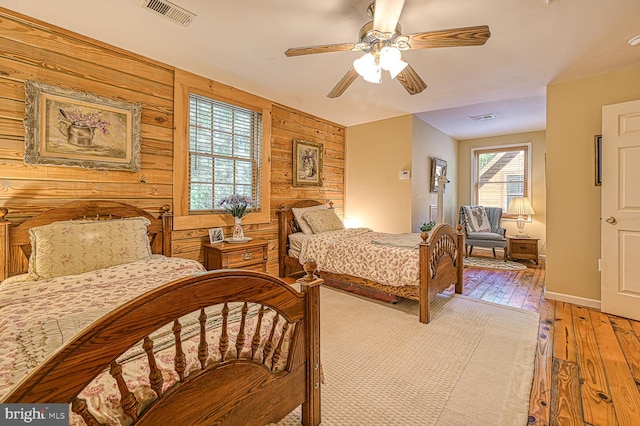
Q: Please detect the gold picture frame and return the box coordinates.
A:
[23,80,142,171]
[430,157,447,193]
[293,139,323,187]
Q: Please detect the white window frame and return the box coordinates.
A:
[173,69,271,231]
[470,142,532,220]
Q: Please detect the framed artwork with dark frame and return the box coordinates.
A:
[293,138,323,187]
[430,157,448,193]
[595,135,602,186]
[23,80,142,171]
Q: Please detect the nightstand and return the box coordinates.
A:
[203,239,268,272]
[507,236,539,265]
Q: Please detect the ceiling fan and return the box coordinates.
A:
[284,0,491,98]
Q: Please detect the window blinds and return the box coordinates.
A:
[188,93,262,212]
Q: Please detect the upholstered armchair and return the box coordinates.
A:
[459,206,507,260]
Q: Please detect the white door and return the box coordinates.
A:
[601,99,640,321]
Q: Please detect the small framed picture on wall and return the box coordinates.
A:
[208,228,224,244]
[430,158,447,193]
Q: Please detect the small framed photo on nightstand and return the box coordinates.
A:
[208,228,224,244]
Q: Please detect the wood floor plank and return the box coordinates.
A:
[630,321,640,341]
[572,305,618,425]
[506,281,531,309]
[591,311,640,424]
[528,297,554,426]
[479,270,513,302]
[490,270,519,305]
[553,301,577,363]
[550,358,583,425]
[609,316,640,388]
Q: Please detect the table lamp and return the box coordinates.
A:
[507,197,535,238]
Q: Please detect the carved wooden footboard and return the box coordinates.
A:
[278,200,464,324]
[4,268,322,425]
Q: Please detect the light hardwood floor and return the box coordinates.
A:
[454,252,640,426]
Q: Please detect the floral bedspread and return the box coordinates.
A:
[0,256,292,425]
[297,228,421,287]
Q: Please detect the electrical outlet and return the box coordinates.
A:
[598,259,602,271]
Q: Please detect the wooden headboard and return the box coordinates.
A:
[0,201,173,281]
[277,199,331,278]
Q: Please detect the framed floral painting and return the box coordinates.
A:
[293,139,323,187]
[23,80,142,171]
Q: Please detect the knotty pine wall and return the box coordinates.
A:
[0,7,345,276]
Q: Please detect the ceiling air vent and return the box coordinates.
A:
[140,0,196,27]
[470,113,496,121]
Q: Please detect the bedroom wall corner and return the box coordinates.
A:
[410,116,458,229]
[345,115,413,233]
[545,64,640,301]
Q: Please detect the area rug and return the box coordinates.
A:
[277,286,539,425]
[463,256,528,271]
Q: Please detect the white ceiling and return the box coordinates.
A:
[2,0,639,140]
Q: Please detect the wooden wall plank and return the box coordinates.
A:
[0,7,174,84]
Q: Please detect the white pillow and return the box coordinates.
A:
[28,217,152,280]
[291,204,328,234]
[302,209,344,234]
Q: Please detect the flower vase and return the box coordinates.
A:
[232,217,245,240]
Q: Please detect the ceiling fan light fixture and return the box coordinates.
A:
[379,46,401,69]
[388,57,408,79]
[353,53,382,83]
[379,46,408,79]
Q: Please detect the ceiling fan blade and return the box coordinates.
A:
[373,0,405,33]
[285,42,357,57]
[395,63,427,95]
[327,67,359,98]
[405,25,491,49]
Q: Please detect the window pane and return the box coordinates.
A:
[214,158,234,183]
[190,154,213,182]
[236,160,253,185]
[190,183,213,210]
[474,146,528,212]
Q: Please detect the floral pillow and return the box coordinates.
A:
[302,209,344,234]
[28,217,153,280]
[291,204,329,234]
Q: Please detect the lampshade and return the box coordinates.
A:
[353,53,381,83]
[379,46,407,79]
[507,197,535,216]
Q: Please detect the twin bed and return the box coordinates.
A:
[278,200,465,324]
[0,201,321,425]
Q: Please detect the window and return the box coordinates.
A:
[188,94,262,212]
[173,69,271,231]
[472,144,530,215]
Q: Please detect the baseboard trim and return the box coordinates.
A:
[544,290,601,309]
